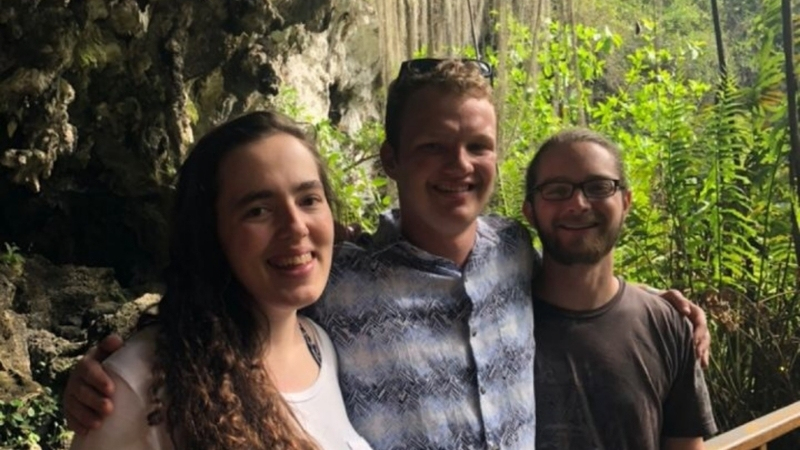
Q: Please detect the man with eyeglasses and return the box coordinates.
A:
[63,59,709,449]
[523,128,717,449]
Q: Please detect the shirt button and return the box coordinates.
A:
[471,330,477,337]
[480,387,486,395]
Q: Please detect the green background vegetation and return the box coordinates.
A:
[4,0,799,447]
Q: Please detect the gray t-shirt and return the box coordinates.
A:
[534,281,717,450]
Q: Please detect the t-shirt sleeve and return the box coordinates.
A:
[69,368,159,450]
[661,317,718,438]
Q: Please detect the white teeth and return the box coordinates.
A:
[560,223,596,230]
[437,184,471,193]
[271,253,312,268]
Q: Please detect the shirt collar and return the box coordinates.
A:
[367,209,502,267]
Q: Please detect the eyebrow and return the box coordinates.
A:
[233,180,323,208]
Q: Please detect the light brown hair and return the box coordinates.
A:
[384,59,493,151]
[525,127,628,200]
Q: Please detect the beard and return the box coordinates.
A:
[535,214,623,266]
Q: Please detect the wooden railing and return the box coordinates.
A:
[705,401,800,450]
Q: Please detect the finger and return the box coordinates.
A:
[659,288,692,315]
[701,348,710,369]
[72,426,88,436]
[76,382,115,416]
[696,338,710,369]
[673,290,692,315]
[693,304,708,323]
[96,334,124,360]
[700,328,711,355]
[65,392,109,431]
[65,416,88,436]
[693,324,711,369]
[78,354,116,397]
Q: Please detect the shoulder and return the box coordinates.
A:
[70,327,163,450]
[477,215,533,250]
[622,283,693,338]
[479,215,531,237]
[103,326,159,398]
[475,215,537,268]
[105,326,158,372]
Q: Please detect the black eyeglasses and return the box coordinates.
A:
[533,179,624,201]
[397,58,494,85]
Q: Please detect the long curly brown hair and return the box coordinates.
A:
[140,111,335,449]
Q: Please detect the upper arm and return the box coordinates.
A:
[662,318,718,439]
[69,368,157,450]
[664,436,704,450]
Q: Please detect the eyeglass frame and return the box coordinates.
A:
[397,58,495,86]
[530,178,626,202]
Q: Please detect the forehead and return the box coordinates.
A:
[536,141,619,180]
[217,133,319,192]
[399,87,496,138]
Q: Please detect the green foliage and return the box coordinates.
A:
[477,3,800,441]
[487,15,624,225]
[272,87,388,232]
[313,119,389,232]
[1,243,23,265]
[0,389,69,450]
[0,243,24,277]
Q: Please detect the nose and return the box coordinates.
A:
[445,146,472,174]
[564,188,591,212]
[278,204,309,239]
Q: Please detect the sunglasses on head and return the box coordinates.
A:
[397,58,495,85]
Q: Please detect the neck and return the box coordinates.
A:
[257,306,320,393]
[400,219,477,268]
[536,253,619,311]
[259,308,304,357]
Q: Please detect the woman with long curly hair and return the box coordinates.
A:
[70,111,373,450]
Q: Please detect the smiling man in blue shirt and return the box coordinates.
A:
[306,59,537,449]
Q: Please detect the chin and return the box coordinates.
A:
[275,284,326,307]
[441,206,482,224]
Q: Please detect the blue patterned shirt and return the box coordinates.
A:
[307,210,537,450]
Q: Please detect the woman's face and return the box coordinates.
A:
[215,133,334,317]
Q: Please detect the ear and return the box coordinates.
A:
[522,199,536,227]
[380,141,398,180]
[621,188,632,217]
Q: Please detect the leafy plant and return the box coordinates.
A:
[272,87,388,233]
[0,243,25,278]
[0,389,70,450]
[474,4,799,445]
